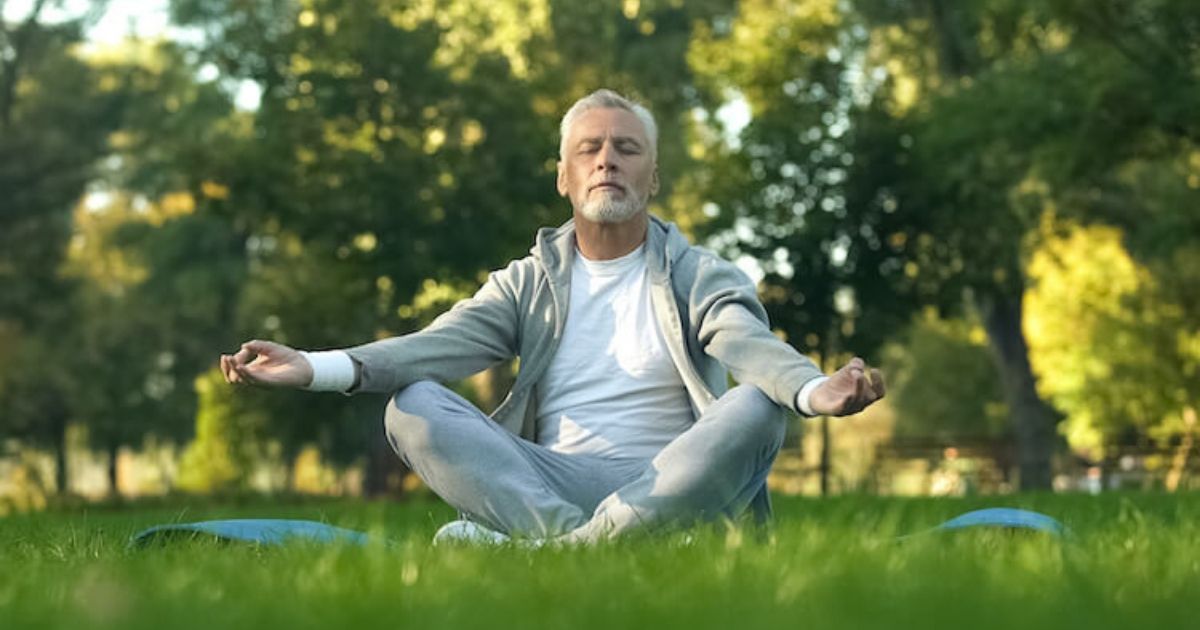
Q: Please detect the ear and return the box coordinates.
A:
[650,166,660,197]
[556,161,568,198]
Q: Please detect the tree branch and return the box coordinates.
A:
[1062,1,1200,144]
[0,0,11,49]
[0,0,51,129]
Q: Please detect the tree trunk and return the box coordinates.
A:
[0,0,51,129]
[107,442,120,498]
[819,415,831,497]
[1165,406,1196,492]
[52,413,68,495]
[362,418,407,498]
[282,450,296,493]
[977,289,1059,490]
[818,334,838,496]
[926,0,976,78]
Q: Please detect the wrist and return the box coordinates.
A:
[795,376,830,416]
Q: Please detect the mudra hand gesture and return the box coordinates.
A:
[219,340,313,389]
[808,357,885,416]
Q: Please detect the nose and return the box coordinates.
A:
[595,140,619,172]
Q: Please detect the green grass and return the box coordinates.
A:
[1,493,1197,629]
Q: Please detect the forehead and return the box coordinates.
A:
[567,107,649,144]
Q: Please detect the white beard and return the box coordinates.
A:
[578,193,645,223]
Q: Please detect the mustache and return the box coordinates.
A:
[588,180,627,192]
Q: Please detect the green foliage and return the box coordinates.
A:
[0,12,121,322]
[177,369,266,492]
[688,0,1199,487]
[0,327,73,452]
[172,0,561,291]
[1026,219,1200,452]
[158,0,561,467]
[689,0,907,359]
[0,5,126,483]
[883,313,1008,440]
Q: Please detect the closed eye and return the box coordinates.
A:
[614,139,642,154]
[577,140,601,154]
[575,138,644,155]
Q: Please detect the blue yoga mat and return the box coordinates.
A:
[130,519,371,548]
[129,508,1067,548]
[933,507,1067,536]
[896,507,1070,541]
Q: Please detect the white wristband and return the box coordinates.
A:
[299,350,356,392]
[795,376,830,416]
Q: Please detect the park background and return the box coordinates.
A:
[1,0,1198,513]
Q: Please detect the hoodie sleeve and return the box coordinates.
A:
[688,253,826,414]
[337,259,528,395]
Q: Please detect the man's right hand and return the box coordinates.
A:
[220,340,313,389]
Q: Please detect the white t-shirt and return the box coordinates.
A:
[535,244,694,460]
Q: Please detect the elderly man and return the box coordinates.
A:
[220,89,884,544]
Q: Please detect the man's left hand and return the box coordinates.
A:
[808,357,886,416]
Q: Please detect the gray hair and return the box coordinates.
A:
[559,89,658,160]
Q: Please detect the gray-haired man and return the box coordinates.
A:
[220,89,885,543]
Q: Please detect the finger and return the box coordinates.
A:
[232,358,248,384]
[242,339,278,360]
[833,372,865,416]
[220,356,232,382]
[224,356,241,383]
[842,357,864,378]
[868,368,886,399]
[852,371,868,413]
[232,346,257,366]
[234,364,259,385]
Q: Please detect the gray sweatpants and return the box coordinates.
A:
[383,380,786,542]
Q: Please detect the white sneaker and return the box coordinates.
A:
[432,520,511,546]
[431,520,556,549]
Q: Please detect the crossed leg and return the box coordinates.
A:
[384,381,786,541]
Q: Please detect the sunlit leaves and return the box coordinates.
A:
[689,0,842,111]
[177,369,267,492]
[1026,218,1199,454]
[382,0,551,80]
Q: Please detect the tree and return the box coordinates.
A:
[61,187,246,492]
[841,0,1070,489]
[177,368,266,492]
[689,0,1187,488]
[883,312,1008,441]
[11,33,253,494]
[1025,217,1199,481]
[686,0,934,495]
[158,0,562,486]
[0,1,124,492]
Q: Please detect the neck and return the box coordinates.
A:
[573,211,648,260]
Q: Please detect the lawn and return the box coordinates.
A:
[1,492,1197,629]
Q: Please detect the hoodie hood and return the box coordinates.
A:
[531,214,692,283]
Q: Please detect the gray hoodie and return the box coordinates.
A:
[343,215,826,523]
[344,215,825,439]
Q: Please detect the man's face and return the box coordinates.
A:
[557,107,659,224]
